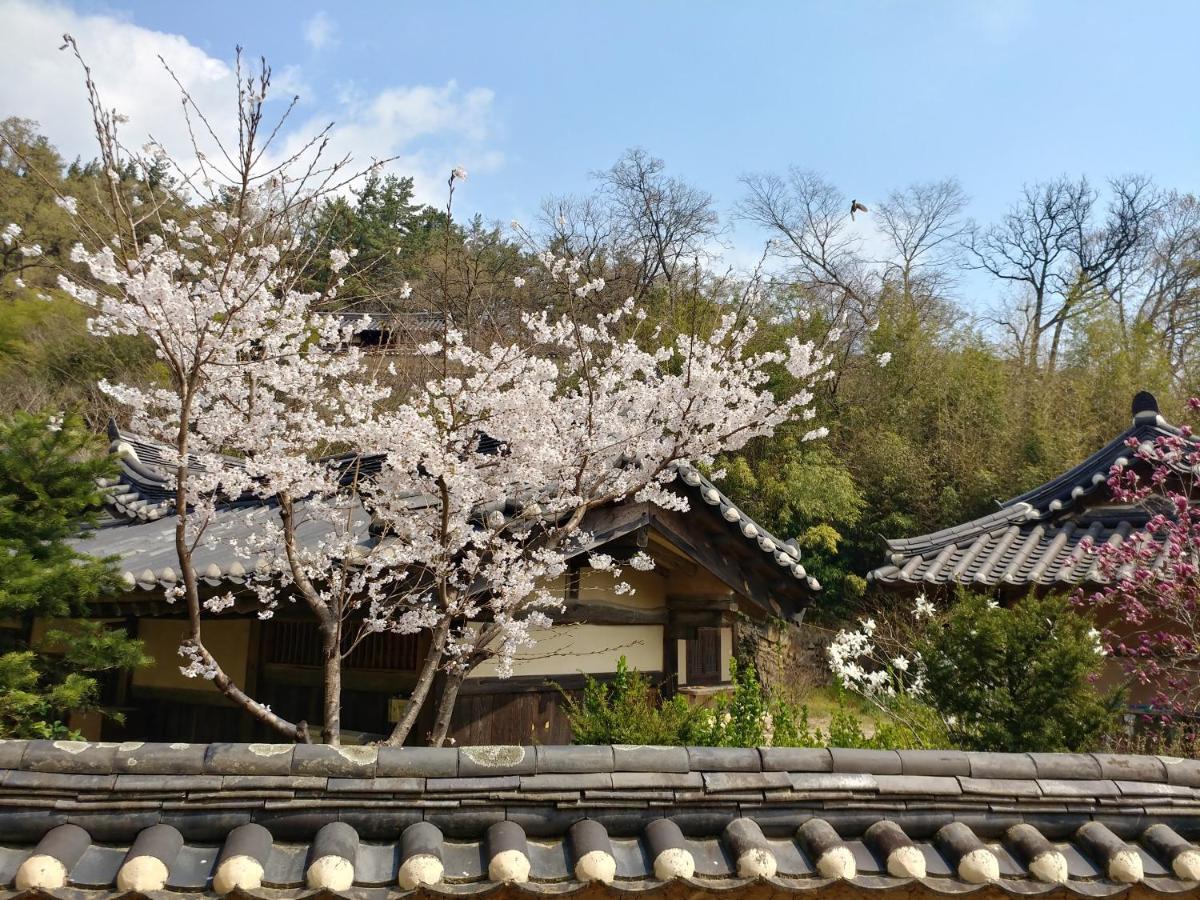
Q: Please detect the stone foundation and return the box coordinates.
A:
[738,615,833,699]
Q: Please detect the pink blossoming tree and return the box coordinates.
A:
[1078,397,1200,729]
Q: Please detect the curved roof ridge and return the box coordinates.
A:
[1001,419,1180,511]
[884,502,1034,555]
[871,397,1195,591]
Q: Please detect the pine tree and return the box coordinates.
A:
[0,410,149,738]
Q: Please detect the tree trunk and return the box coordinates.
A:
[174,438,307,742]
[1047,315,1066,375]
[429,669,466,747]
[383,619,449,746]
[321,623,341,745]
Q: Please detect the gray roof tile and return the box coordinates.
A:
[613,745,689,773]
[458,746,535,777]
[760,747,832,772]
[1095,754,1168,783]
[534,745,613,774]
[967,752,1037,780]
[376,746,457,778]
[830,748,902,775]
[0,739,1193,897]
[869,412,1191,590]
[1031,752,1104,780]
[897,749,970,777]
[1161,757,1200,788]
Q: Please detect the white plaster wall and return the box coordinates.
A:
[469,623,663,678]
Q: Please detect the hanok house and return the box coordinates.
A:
[64,423,819,745]
[4,740,1200,897]
[868,391,1191,701]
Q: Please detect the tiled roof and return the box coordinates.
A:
[870,392,1193,590]
[84,426,818,598]
[1,741,1199,896]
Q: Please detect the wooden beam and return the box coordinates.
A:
[571,503,653,553]
[458,671,666,695]
[667,592,738,611]
[551,601,668,626]
[650,506,788,618]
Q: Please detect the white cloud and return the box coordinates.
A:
[0,0,501,205]
[0,0,235,166]
[294,81,503,204]
[302,11,334,51]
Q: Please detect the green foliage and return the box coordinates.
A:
[0,118,75,288]
[688,659,774,747]
[306,172,444,298]
[0,410,150,737]
[563,656,948,749]
[918,592,1123,752]
[721,439,864,608]
[1,117,184,297]
[0,293,163,423]
[559,657,697,745]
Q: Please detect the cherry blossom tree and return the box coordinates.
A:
[34,39,831,746]
[1078,399,1200,728]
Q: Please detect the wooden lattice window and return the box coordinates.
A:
[262,620,418,671]
[686,627,722,684]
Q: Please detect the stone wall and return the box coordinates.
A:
[738,614,834,699]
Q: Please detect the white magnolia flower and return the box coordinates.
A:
[451,165,468,181]
[913,593,936,619]
[513,275,525,288]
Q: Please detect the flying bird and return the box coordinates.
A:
[850,200,869,221]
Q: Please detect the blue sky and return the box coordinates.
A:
[4,0,1198,305]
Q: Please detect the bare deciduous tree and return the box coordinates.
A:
[875,178,969,311]
[966,175,1161,371]
[738,169,875,317]
[600,148,721,303]
[1120,192,1200,377]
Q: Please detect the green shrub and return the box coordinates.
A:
[687,659,774,746]
[562,655,946,749]
[559,657,697,745]
[918,592,1123,752]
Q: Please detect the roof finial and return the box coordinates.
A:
[1132,391,1159,423]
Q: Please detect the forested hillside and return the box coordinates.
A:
[2,115,1196,614]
